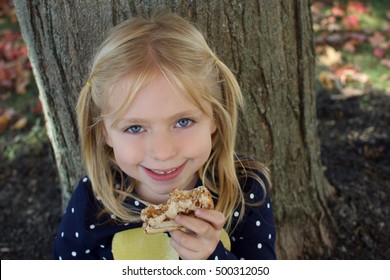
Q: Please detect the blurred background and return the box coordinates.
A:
[0,0,389,259]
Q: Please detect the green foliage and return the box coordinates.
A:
[1,119,48,161]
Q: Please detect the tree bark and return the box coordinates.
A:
[14,0,333,259]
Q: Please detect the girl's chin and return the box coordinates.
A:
[134,171,198,202]
[134,183,175,203]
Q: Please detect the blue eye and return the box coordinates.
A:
[176,118,193,128]
[127,125,144,134]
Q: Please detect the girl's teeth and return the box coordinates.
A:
[152,168,177,175]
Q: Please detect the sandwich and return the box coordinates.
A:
[140,186,214,234]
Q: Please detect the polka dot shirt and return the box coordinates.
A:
[53,171,276,260]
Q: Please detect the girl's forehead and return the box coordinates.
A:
[104,72,211,119]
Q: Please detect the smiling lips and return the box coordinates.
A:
[143,162,187,181]
[151,168,178,175]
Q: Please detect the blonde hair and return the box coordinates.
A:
[77,12,269,231]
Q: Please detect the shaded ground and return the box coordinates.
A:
[316,90,390,259]
[0,90,389,259]
[0,140,60,259]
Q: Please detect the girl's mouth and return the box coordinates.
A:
[143,161,187,182]
[150,168,178,175]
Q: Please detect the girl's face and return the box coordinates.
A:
[103,74,216,204]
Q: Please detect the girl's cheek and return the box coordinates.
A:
[113,138,144,161]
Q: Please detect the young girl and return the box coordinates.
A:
[53,12,276,260]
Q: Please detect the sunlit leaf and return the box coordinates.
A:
[11,117,28,130]
[15,68,31,94]
[318,71,336,90]
[331,87,365,100]
[334,65,370,85]
[319,46,343,67]
[0,108,15,134]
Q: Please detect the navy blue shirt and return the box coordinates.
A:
[53,174,276,260]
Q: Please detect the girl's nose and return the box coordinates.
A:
[149,131,177,161]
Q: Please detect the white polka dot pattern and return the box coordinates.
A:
[53,170,276,260]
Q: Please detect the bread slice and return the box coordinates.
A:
[140,186,214,234]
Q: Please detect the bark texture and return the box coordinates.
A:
[14,0,333,259]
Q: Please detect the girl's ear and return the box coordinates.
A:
[103,125,113,147]
[210,117,217,135]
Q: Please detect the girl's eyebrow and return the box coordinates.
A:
[116,109,203,126]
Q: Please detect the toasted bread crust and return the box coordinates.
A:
[140,186,214,234]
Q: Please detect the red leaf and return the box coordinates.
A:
[373,47,386,58]
[343,15,361,30]
[334,65,370,85]
[32,102,43,114]
[347,1,369,14]
[331,6,345,18]
[0,28,33,95]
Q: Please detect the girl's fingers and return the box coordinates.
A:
[194,208,226,229]
[169,229,214,260]
[175,215,213,237]
[175,209,225,235]
[169,234,198,260]
[169,209,226,259]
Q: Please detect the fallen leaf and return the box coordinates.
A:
[11,117,28,130]
[331,6,345,18]
[319,46,343,67]
[318,71,335,90]
[317,70,342,91]
[0,108,15,134]
[347,1,369,14]
[15,68,31,94]
[380,59,390,68]
[32,102,43,114]
[0,28,33,96]
[343,15,361,30]
[311,1,325,22]
[373,47,386,58]
[331,87,365,100]
[334,65,370,85]
[368,32,386,48]
[342,40,357,53]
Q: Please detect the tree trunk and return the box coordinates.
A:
[14,0,333,259]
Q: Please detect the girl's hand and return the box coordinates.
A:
[169,208,226,260]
